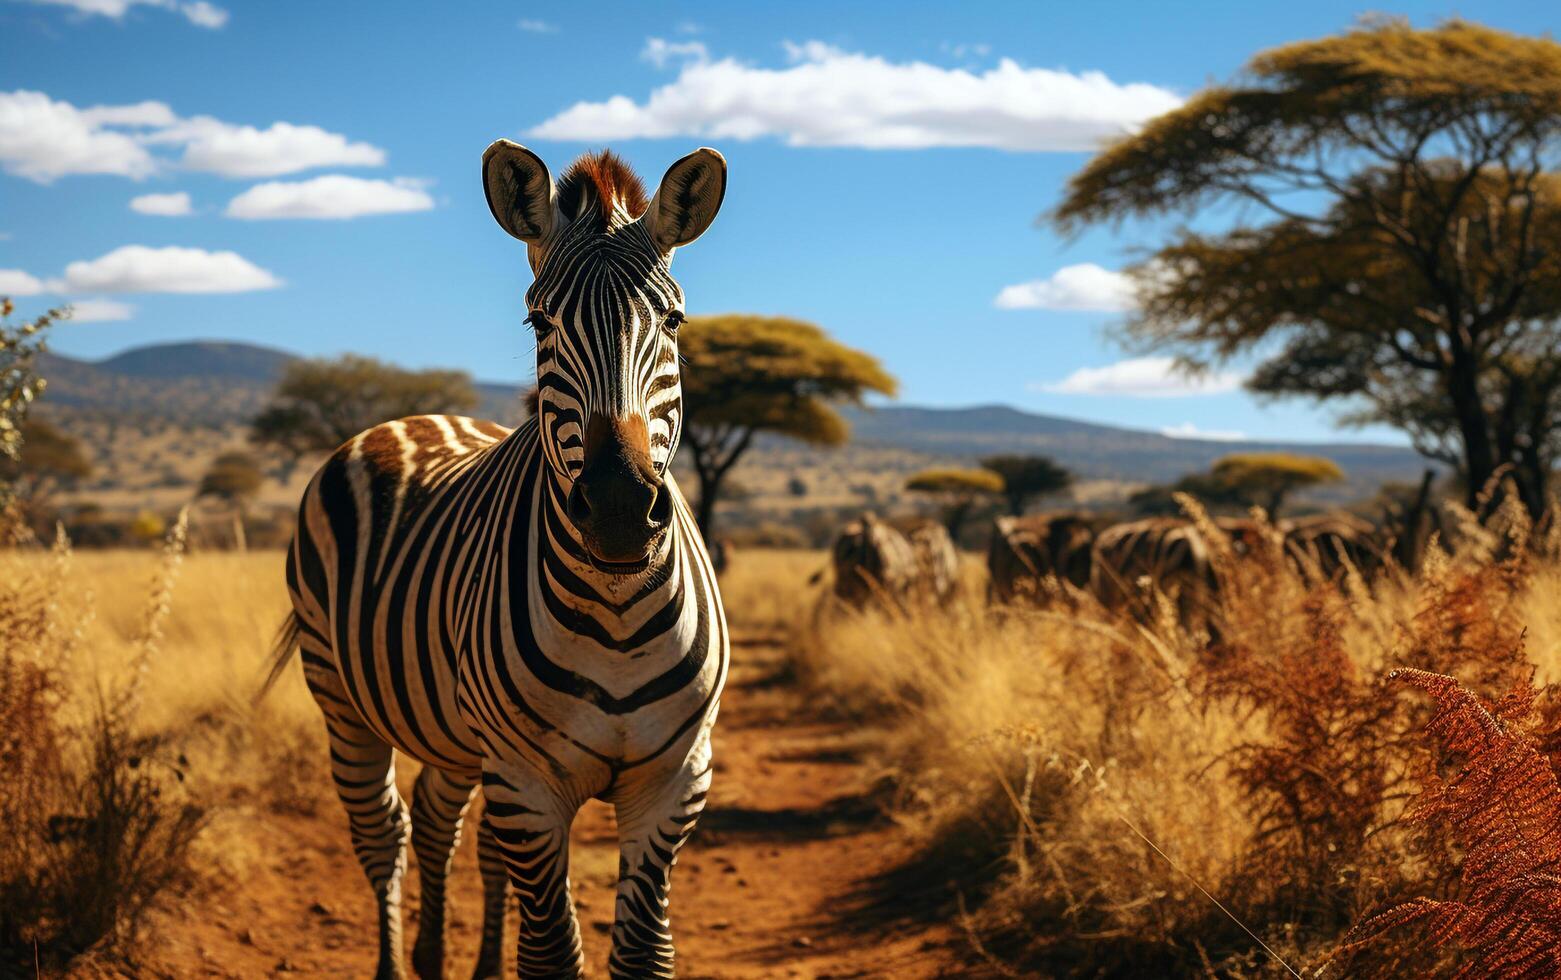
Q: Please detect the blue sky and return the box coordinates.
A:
[2,0,1556,444]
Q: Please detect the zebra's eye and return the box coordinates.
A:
[526,311,555,340]
[662,310,685,336]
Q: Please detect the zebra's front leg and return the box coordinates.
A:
[318,703,412,980]
[482,769,585,979]
[409,766,479,980]
[606,740,713,979]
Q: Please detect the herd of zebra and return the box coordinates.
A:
[829,508,1400,615]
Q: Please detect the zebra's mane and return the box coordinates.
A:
[557,150,649,231]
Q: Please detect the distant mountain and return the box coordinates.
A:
[93,340,293,382]
[33,340,1432,502]
[840,404,1427,495]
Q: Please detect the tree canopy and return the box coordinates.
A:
[198,451,264,505]
[905,466,1004,540]
[1130,452,1343,517]
[904,468,1005,496]
[251,354,478,470]
[0,417,91,497]
[1212,452,1343,516]
[678,315,897,537]
[980,454,1072,515]
[1053,19,1561,516]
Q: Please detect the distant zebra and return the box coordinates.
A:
[267,142,729,980]
[831,513,958,610]
[1089,518,1215,617]
[986,513,1096,604]
[1283,512,1389,583]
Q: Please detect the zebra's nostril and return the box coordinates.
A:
[567,483,592,524]
[648,484,671,527]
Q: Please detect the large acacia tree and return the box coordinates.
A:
[677,315,896,537]
[1054,20,1561,516]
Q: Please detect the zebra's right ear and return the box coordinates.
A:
[483,140,556,245]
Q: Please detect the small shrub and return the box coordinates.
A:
[0,509,207,974]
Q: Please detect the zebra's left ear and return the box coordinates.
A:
[644,148,726,254]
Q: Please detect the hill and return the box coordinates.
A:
[28,340,1431,527]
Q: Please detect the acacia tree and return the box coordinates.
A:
[904,467,1004,540]
[980,454,1072,516]
[197,451,264,550]
[1212,452,1344,516]
[251,354,478,477]
[1053,20,1561,516]
[678,315,897,537]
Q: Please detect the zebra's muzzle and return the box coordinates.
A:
[568,413,670,567]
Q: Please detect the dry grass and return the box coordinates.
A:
[0,529,328,973]
[792,507,1561,976]
[12,517,1561,976]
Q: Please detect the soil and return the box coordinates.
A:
[117,633,981,979]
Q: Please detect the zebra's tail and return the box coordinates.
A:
[255,610,302,704]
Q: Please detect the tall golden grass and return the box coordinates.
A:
[793,502,1561,976]
[9,508,1561,976]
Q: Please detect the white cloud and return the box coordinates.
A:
[179,0,225,27]
[641,37,709,69]
[25,0,229,28]
[0,90,158,181]
[995,263,1136,312]
[64,298,134,322]
[1039,357,1247,398]
[225,175,435,220]
[529,39,1181,150]
[1160,421,1248,442]
[49,245,281,293]
[0,269,47,296]
[148,117,386,177]
[517,18,555,33]
[129,190,192,215]
[0,89,386,183]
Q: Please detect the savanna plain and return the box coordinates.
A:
[9,502,1561,978]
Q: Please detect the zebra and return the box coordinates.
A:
[1089,518,1216,618]
[830,512,958,610]
[986,513,1097,604]
[266,141,729,980]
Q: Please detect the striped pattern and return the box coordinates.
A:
[987,512,1392,610]
[986,514,1096,603]
[830,513,958,610]
[277,150,728,980]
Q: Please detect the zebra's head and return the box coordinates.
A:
[482,140,726,567]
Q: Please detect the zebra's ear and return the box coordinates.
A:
[644,147,726,254]
[483,140,556,245]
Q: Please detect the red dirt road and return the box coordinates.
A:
[124,634,976,979]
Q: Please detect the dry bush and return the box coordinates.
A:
[1331,669,1561,978]
[0,514,325,973]
[0,510,208,974]
[791,504,1561,976]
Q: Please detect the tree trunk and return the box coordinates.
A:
[694,468,721,542]
[1447,355,1498,510]
[1265,488,1286,519]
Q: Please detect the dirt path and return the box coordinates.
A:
[137,633,974,979]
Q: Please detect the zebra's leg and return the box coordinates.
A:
[606,738,713,979]
[469,811,509,980]
[409,766,479,980]
[482,769,585,979]
[319,703,412,980]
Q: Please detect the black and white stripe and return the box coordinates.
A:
[273,143,729,980]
